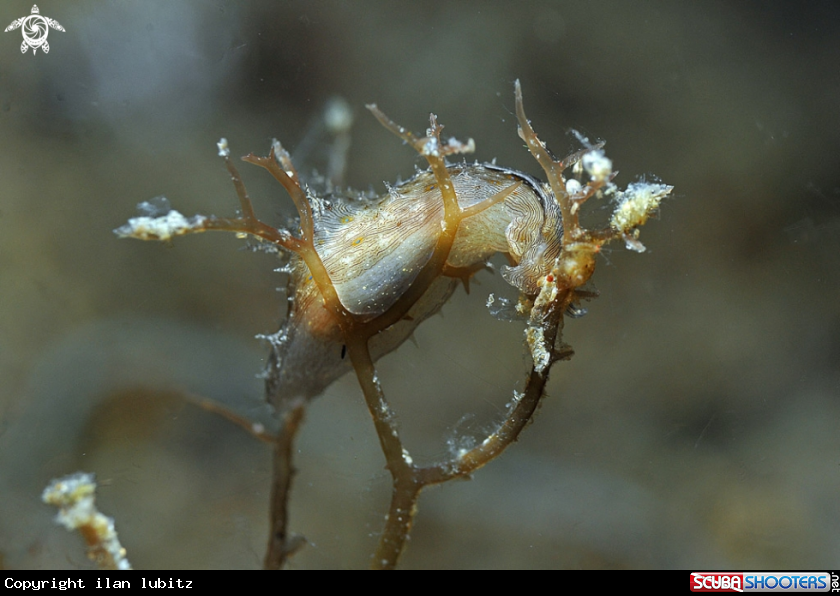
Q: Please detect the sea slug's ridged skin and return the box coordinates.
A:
[267,163,562,404]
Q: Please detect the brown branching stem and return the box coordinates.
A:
[264,404,306,570]
[358,82,615,569]
[218,88,608,569]
[188,392,307,570]
[365,299,569,569]
[128,81,663,569]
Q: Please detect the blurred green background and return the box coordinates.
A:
[1,0,838,569]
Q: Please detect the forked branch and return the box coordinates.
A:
[114,81,671,570]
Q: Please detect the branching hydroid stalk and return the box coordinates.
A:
[114,82,672,570]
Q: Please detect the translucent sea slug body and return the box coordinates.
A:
[116,83,671,410]
[269,163,562,403]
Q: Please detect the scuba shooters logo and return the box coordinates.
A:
[690,572,833,592]
[4,5,64,55]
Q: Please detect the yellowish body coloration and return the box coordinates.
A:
[271,163,561,402]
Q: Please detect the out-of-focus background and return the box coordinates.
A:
[1,0,838,570]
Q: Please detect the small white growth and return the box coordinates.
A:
[533,270,559,310]
[525,326,551,374]
[610,182,673,235]
[42,472,132,570]
[271,138,284,157]
[446,137,476,154]
[487,293,524,321]
[622,234,647,253]
[217,137,230,157]
[257,329,289,350]
[446,428,476,460]
[581,149,612,182]
[565,178,582,197]
[309,196,328,219]
[114,209,207,242]
[422,137,440,157]
[506,390,525,410]
[323,96,353,134]
[401,448,413,466]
